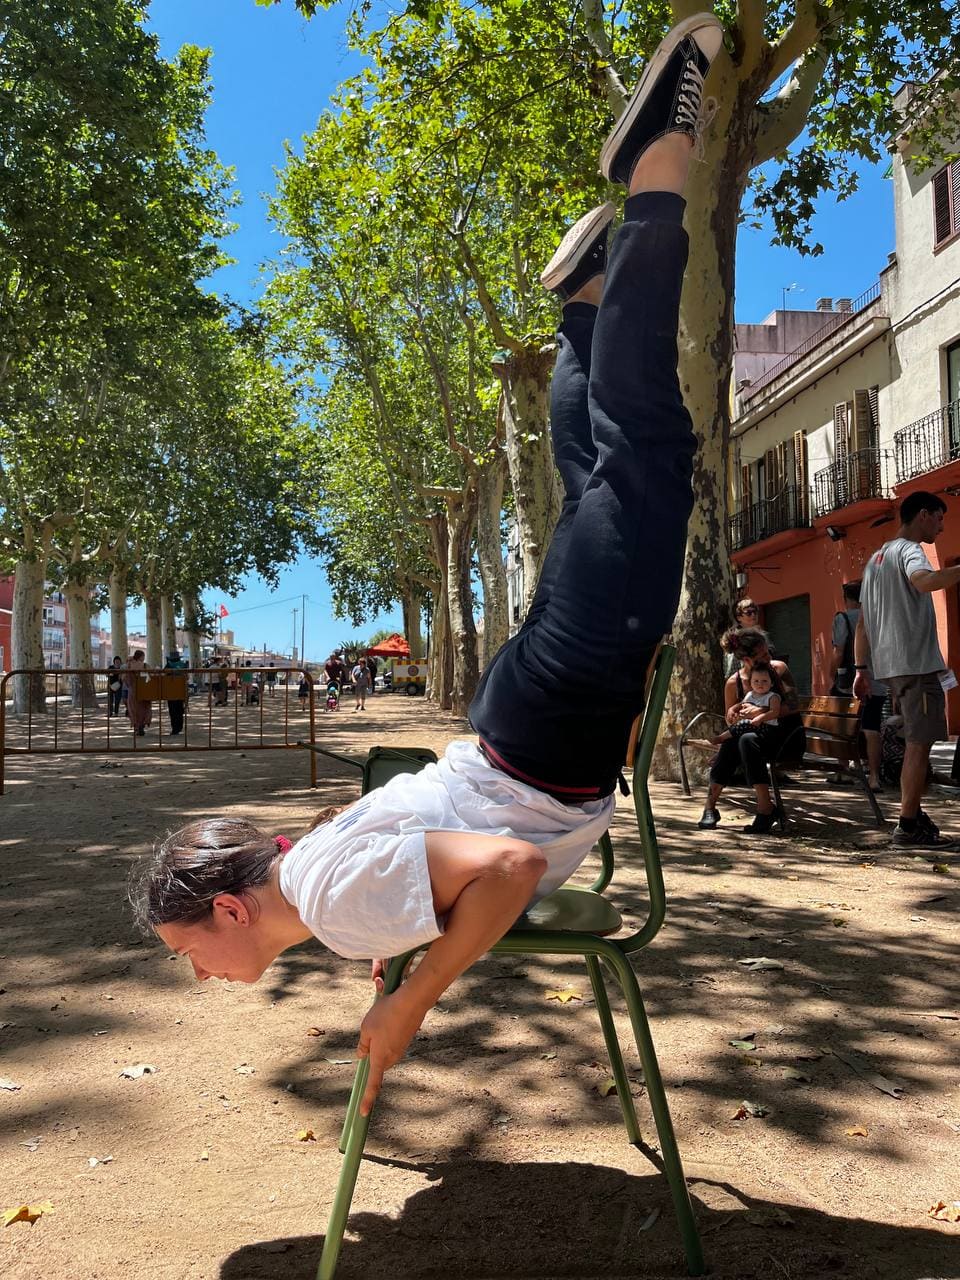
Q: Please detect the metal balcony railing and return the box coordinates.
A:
[727,483,810,552]
[813,447,892,517]
[742,282,884,402]
[893,398,960,482]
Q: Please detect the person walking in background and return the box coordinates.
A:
[265,662,277,698]
[107,656,124,717]
[830,581,886,791]
[240,660,255,706]
[124,649,152,737]
[352,659,371,711]
[298,668,311,710]
[366,654,378,693]
[855,491,959,847]
[164,650,188,737]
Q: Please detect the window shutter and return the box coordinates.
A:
[934,167,952,245]
[834,402,850,460]
[952,161,960,235]
[793,430,809,523]
[740,463,752,507]
[852,388,873,451]
[868,385,879,430]
[764,447,777,492]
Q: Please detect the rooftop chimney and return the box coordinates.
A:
[816,297,833,312]
[835,297,852,312]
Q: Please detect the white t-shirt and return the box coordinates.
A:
[279,740,615,960]
[861,537,945,680]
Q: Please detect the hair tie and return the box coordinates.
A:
[274,835,293,855]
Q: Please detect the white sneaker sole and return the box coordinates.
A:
[598,12,724,182]
[540,201,616,290]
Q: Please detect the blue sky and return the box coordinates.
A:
[143,0,894,658]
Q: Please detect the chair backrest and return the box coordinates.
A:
[622,644,676,954]
[361,745,438,795]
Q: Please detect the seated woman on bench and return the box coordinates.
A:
[129,14,724,1118]
[697,627,803,834]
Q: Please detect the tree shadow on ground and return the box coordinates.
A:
[219,1158,956,1280]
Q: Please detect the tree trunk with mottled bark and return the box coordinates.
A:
[109,569,128,661]
[402,585,425,660]
[426,514,452,710]
[475,453,509,667]
[64,579,98,708]
[493,347,561,615]
[160,594,177,658]
[445,487,479,716]
[11,555,47,715]
[144,594,163,667]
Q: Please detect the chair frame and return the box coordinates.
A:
[309,648,705,1279]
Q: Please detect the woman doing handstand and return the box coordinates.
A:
[130,13,723,1119]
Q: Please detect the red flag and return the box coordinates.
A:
[218,604,229,618]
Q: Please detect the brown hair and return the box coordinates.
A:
[734,597,759,620]
[129,818,281,931]
[748,660,774,682]
[721,625,770,660]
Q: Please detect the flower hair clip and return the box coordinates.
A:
[274,835,293,855]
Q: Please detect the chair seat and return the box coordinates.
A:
[512,886,622,936]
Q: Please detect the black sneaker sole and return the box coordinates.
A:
[540,201,616,291]
[599,12,723,183]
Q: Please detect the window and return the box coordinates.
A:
[932,162,960,248]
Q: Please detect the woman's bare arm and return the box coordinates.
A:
[356,830,547,1115]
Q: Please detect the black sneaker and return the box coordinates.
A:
[540,202,616,300]
[599,13,723,186]
[696,808,720,829]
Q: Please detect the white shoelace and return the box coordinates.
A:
[675,60,717,159]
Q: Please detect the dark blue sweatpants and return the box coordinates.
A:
[469,192,696,800]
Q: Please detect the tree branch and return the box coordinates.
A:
[579,0,629,115]
[753,45,829,165]
[764,0,826,88]
[452,231,521,352]
[735,0,767,66]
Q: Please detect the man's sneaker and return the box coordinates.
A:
[891,818,958,849]
[540,202,616,300]
[599,13,723,186]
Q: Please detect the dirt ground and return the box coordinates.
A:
[1,689,958,1280]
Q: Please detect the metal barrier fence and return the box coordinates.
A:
[0,666,317,795]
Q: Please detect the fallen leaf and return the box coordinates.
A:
[783,1067,812,1083]
[729,1039,756,1051]
[324,1058,354,1066]
[845,1126,869,1137]
[19,1137,41,1153]
[732,1100,768,1119]
[119,1063,156,1080]
[596,1078,618,1098]
[928,1200,960,1223]
[87,1156,113,1167]
[932,864,950,875]
[832,918,847,928]
[494,1113,510,1124]
[540,1052,557,1060]
[0,1077,21,1091]
[909,916,928,923]
[738,957,784,972]
[545,988,582,1004]
[297,1129,316,1142]
[2,1201,53,1227]
[234,1063,255,1075]
[638,1206,661,1232]
[824,1046,904,1098]
[305,1027,324,1037]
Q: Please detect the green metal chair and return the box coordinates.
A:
[312,647,704,1279]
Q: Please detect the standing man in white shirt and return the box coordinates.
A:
[854,491,958,847]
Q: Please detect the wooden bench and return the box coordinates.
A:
[679,695,886,829]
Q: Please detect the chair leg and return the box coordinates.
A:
[604,948,705,1277]
[338,1060,366,1154]
[318,952,411,1280]
[586,955,641,1144]
[851,760,886,828]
